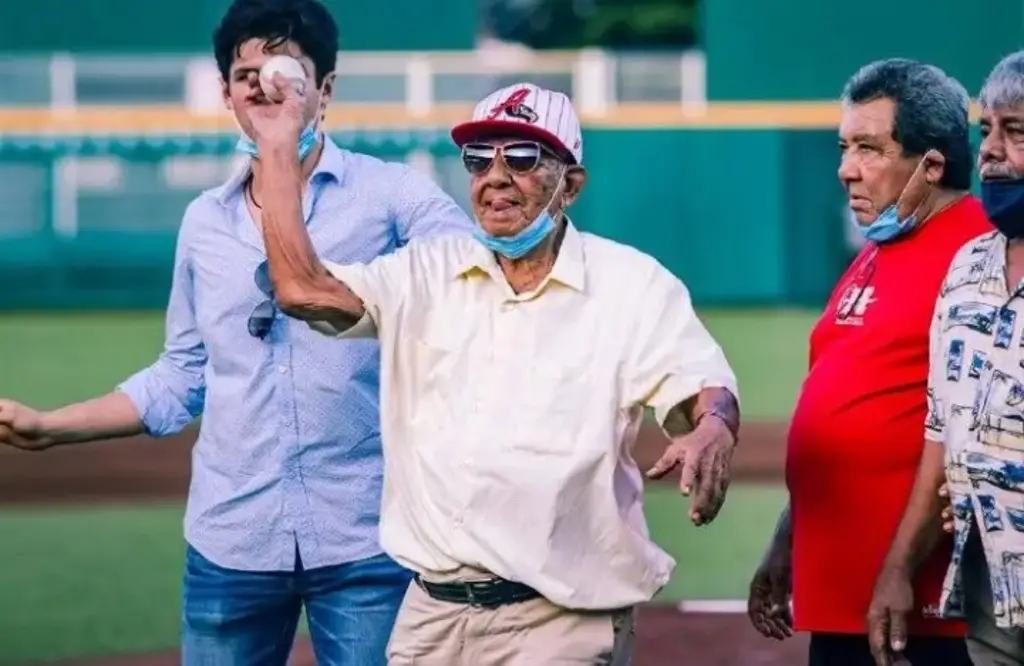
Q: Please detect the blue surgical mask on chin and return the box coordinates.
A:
[857,157,932,243]
[473,209,557,260]
[981,177,1024,239]
[236,119,320,161]
[235,82,326,161]
[473,171,565,260]
[859,203,918,243]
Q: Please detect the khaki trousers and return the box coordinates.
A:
[386,579,635,665]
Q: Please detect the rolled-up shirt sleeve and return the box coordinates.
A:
[117,215,207,436]
[624,262,739,426]
[309,167,469,339]
[307,245,416,340]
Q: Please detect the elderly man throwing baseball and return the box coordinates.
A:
[243,76,741,664]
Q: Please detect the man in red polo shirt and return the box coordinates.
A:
[746,58,991,666]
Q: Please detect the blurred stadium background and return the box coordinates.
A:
[1,0,1023,663]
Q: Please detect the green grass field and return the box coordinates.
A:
[0,309,814,664]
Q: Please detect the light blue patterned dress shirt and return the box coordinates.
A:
[119,138,474,571]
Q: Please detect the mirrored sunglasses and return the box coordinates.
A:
[247,299,276,340]
[461,141,554,175]
[247,260,277,341]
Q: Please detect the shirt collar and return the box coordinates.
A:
[213,135,346,207]
[455,218,587,294]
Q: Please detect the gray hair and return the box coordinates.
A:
[979,51,1024,111]
[841,58,972,190]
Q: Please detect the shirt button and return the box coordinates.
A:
[277,366,287,374]
[501,303,514,312]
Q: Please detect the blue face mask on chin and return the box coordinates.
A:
[235,80,326,161]
[981,177,1024,239]
[472,208,557,260]
[859,202,919,243]
[236,120,320,161]
[857,157,932,243]
[473,169,565,260]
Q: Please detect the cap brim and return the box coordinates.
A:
[451,120,578,164]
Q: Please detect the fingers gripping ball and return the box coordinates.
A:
[259,55,307,101]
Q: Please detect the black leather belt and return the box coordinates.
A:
[415,575,542,608]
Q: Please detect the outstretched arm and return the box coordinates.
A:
[1,212,207,450]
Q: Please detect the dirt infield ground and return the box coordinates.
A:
[0,421,808,666]
[0,421,788,505]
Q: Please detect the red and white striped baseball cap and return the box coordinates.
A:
[451,82,583,164]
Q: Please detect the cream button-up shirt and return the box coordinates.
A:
[312,223,738,610]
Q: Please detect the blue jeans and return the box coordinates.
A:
[181,545,413,666]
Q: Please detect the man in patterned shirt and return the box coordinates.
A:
[870,51,1024,665]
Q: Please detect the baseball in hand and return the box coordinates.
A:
[259,55,307,101]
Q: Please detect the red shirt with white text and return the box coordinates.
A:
[786,196,991,635]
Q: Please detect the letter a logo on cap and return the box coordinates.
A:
[487,88,539,124]
[452,82,584,164]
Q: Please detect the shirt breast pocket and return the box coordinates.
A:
[973,365,1024,454]
[507,357,589,456]
[406,325,468,432]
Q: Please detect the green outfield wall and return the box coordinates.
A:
[0,126,869,310]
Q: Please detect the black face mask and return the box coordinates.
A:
[981,178,1024,239]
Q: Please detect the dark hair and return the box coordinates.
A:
[213,0,338,85]
[841,58,972,190]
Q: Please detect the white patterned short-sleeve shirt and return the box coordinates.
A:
[926,230,1024,628]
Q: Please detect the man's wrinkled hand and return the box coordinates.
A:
[244,72,306,151]
[0,399,52,451]
[645,417,736,525]
[747,547,793,640]
[867,565,914,666]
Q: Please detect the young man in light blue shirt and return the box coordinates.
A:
[0,0,473,663]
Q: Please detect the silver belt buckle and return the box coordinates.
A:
[464,581,482,608]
